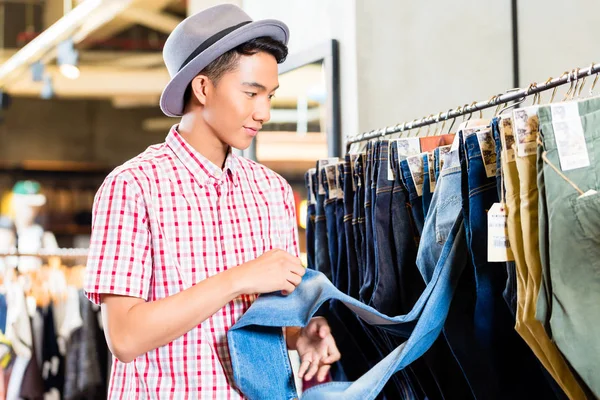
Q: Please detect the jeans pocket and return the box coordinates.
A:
[571,190,600,261]
[435,194,461,244]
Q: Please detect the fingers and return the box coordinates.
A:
[282,282,295,295]
[323,342,341,364]
[298,358,311,379]
[286,272,303,287]
[304,357,320,381]
[316,365,331,383]
[290,263,306,277]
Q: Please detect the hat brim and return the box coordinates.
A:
[160,19,289,117]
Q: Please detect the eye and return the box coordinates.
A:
[245,92,257,98]
[268,94,276,100]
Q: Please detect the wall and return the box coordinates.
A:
[0,98,167,166]
[242,0,360,141]
[518,0,600,97]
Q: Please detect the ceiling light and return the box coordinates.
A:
[59,64,80,79]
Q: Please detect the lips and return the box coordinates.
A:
[244,127,259,137]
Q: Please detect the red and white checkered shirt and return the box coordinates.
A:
[84,126,299,399]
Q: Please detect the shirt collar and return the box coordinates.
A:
[166,125,240,187]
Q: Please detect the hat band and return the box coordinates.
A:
[178,20,252,72]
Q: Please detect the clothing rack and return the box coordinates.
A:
[346,62,600,146]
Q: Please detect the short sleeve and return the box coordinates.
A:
[282,183,300,258]
[84,171,152,305]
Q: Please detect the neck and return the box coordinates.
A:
[178,112,230,169]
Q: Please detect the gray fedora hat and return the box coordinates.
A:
[160,4,289,117]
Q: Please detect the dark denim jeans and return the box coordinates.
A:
[491,118,518,317]
[352,154,366,292]
[360,142,376,304]
[343,156,360,300]
[229,214,470,400]
[422,153,433,219]
[459,131,559,399]
[400,158,425,237]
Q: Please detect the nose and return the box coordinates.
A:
[252,97,271,124]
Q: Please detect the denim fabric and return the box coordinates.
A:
[353,154,365,289]
[538,100,600,397]
[459,130,558,399]
[422,153,433,219]
[228,214,469,400]
[491,118,518,317]
[343,156,360,300]
[370,141,400,316]
[305,171,316,272]
[360,142,376,304]
[400,159,425,237]
[433,147,441,182]
[322,167,339,286]
[336,163,349,295]
[314,172,332,281]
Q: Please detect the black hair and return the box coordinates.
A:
[183,36,288,108]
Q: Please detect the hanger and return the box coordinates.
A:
[497,87,528,116]
[446,106,462,134]
[589,63,599,97]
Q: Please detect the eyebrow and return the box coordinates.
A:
[242,81,279,92]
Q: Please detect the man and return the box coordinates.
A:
[84,4,340,398]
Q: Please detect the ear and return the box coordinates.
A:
[190,75,211,106]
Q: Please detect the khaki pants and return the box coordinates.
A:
[503,137,588,399]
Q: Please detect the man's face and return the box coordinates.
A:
[202,51,279,150]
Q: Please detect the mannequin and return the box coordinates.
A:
[11,181,58,273]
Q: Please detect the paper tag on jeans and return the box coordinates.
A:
[336,165,344,200]
[387,146,395,181]
[450,132,461,152]
[317,158,339,195]
[428,152,436,193]
[438,145,452,173]
[551,103,590,171]
[499,116,516,163]
[579,189,598,198]
[407,153,425,197]
[476,128,497,178]
[350,154,359,191]
[395,137,421,157]
[513,106,540,157]
[325,164,339,200]
[487,203,515,262]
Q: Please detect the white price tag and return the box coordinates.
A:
[551,103,590,171]
[513,106,540,157]
[438,145,452,173]
[487,203,515,262]
[317,157,339,195]
[325,164,339,200]
[407,153,425,197]
[387,145,395,181]
[476,128,497,178]
[350,154,359,191]
[499,116,516,163]
[307,168,316,205]
[428,152,436,193]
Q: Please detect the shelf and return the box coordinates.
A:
[0,160,114,173]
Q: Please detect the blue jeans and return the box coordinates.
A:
[459,131,559,399]
[228,213,469,400]
[422,153,433,219]
[360,142,376,304]
[491,118,518,317]
[400,158,425,237]
[343,156,360,300]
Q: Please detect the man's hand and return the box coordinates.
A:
[236,249,305,295]
[288,317,341,382]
